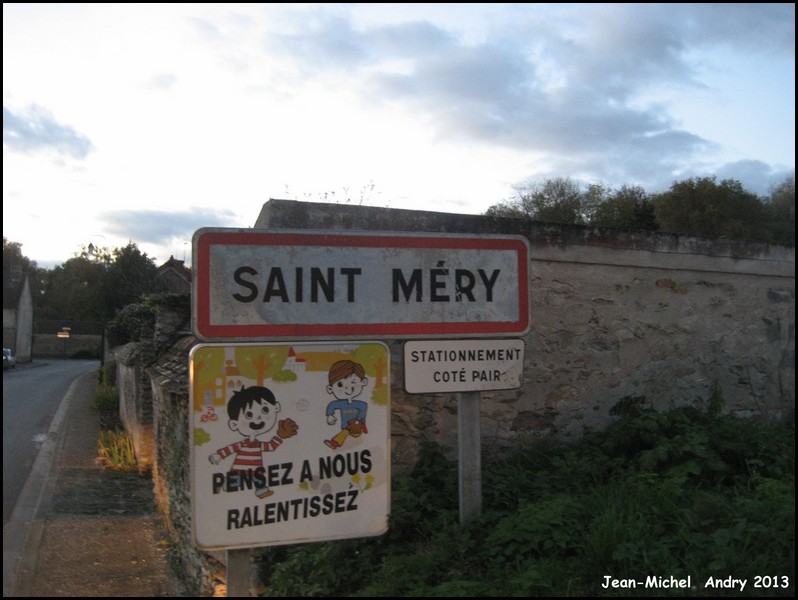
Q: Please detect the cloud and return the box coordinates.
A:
[148,73,178,91]
[271,14,369,71]
[682,3,794,53]
[713,160,794,196]
[3,104,93,159]
[269,14,455,75]
[266,9,713,179]
[187,16,223,41]
[263,5,792,190]
[99,207,239,246]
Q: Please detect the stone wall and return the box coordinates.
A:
[112,299,222,595]
[113,343,155,472]
[146,336,225,596]
[112,296,193,474]
[118,200,793,593]
[32,333,102,359]
[257,200,795,465]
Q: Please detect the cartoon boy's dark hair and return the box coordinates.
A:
[227,385,277,420]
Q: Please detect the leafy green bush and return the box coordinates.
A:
[97,359,117,387]
[107,302,155,347]
[256,404,795,597]
[91,384,119,413]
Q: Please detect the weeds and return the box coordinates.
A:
[96,360,117,387]
[95,429,138,471]
[91,379,133,471]
[91,384,119,413]
[256,401,794,597]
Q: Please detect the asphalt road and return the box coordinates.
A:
[2,359,99,522]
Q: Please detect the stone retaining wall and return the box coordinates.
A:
[257,200,794,465]
[115,200,794,593]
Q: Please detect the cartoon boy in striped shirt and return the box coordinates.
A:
[209,385,298,498]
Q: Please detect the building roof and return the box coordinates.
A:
[155,256,192,293]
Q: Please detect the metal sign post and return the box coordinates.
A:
[226,549,250,597]
[457,391,482,525]
[403,339,525,524]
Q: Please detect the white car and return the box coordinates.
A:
[3,348,16,370]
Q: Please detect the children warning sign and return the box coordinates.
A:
[190,341,390,550]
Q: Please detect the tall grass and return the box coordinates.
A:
[95,429,138,472]
[91,378,135,471]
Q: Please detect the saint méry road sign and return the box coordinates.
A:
[192,228,530,340]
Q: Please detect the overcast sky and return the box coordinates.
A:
[3,3,795,268]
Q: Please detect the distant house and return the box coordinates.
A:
[2,268,33,363]
[155,256,192,294]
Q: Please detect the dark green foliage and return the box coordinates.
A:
[487,177,595,225]
[91,384,119,414]
[652,176,770,240]
[485,174,795,245]
[765,174,795,245]
[107,301,156,347]
[35,254,109,321]
[97,359,117,387]
[106,291,189,347]
[33,241,159,325]
[3,238,46,300]
[256,401,794,597]
[102,243,159,316]
[592,185,658,231]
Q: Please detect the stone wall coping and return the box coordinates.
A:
[256,199,794,278]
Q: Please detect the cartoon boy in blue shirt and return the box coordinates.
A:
[323,360,368,449]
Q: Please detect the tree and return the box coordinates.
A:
[3,238,37,273]
[36,241,158,323]
[765,174,795,245]
[486,177,602,225]
[3,238,45,299]
[485,178,655,229]
[520,177,585,225]
[591,185,658,231]
[484,199,528,219]
[102,243,159,317]
[652,177,769,240]
[36,254,108,321]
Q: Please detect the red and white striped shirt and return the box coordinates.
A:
[214,436,283,470]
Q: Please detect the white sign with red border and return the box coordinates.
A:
[192,228,529,340]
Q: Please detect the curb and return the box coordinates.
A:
[2,370,92,596]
